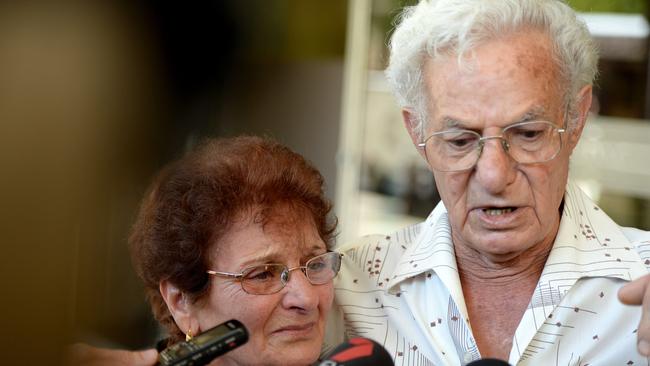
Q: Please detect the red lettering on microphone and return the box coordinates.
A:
[330,338,374,362]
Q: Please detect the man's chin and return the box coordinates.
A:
[466,232,535,261]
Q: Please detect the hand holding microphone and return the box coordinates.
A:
[67,320,249,366]
[67,343,158,366]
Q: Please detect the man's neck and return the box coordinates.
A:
[454,236,555,360]
[455,240,552,285]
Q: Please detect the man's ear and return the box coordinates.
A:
[402,108,427,161]
[567,84,592,151]
[159,280,199,338]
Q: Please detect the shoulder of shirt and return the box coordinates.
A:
[333,220,427,255]
[619,226,650,275]
[622,226,650,246]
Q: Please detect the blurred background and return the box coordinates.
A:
[0,0,648,364]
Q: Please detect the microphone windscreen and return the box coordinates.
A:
[316,338,393,366]
[466,359,511,366]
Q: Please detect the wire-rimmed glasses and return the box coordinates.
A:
[417,120,566,172]
[206,252,343,295]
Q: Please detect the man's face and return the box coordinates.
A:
[414,31,586,262]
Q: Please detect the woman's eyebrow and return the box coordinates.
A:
[302,244,327,257]
[236,253,283,268]
[235,243,326,268]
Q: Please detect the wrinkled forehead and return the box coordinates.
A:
[422,30,565,126]
[426,30,560,87]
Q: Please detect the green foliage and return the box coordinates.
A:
[567,0,646,14]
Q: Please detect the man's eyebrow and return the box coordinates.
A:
[515,106,548,122]
[436,106,549,130]
[440,116,469,129]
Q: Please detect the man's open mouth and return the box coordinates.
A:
[482,207,516,216]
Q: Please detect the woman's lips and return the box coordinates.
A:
[272,322,315,337]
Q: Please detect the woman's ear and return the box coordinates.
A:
[159,280,199,338]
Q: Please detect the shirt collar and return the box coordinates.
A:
[386,202,461,294]
[386,181,647,295]
[540,182,647,292]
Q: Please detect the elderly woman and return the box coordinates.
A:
[72,136,341,366]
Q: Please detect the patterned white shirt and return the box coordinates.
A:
[325,182,650,365]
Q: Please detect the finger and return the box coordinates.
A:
[619,275,650,305]
[67,343,101,365]
[131,349,159,365]
[635,278,650,356]
[67,343,157,366]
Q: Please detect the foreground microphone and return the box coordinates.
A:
[158,319,248,366]
[466,359,511,366]
[315,337,393,366]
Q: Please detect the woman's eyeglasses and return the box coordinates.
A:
[207,252,343,295]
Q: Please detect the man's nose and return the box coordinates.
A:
[474,137,516,193]
[281,268,319,311]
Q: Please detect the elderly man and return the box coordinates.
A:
[326,0,650,364]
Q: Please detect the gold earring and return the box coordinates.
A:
[186,329,193,342]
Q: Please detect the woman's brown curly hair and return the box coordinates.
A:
[129,136,337,344]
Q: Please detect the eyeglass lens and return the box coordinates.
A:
[240,252,341,295]
[423,121,563,171]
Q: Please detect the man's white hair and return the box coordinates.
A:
[385,0,599,139]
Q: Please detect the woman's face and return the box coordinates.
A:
[193,208,334,366]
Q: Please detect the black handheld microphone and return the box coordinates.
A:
[466,359,511,366]
[315,337,394,366]
[157,319,248,366]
